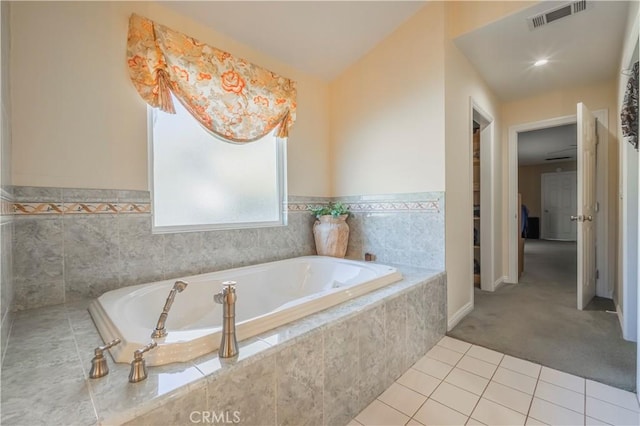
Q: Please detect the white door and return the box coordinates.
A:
[576,103,597,310]
[541,172,577,241]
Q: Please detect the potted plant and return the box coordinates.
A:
[308,202,350,258]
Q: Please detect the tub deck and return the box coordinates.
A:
[1,266,445,426]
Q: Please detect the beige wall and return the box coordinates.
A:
[1,1,10,188]
[328,1,523,325]
[501,81,618,128]
[444,2,502,325]
[500,80,619,284]
[518,161,577,218]
[10,2,331,196]
[329,2,445,196]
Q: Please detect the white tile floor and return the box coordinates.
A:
[352,336,640,426]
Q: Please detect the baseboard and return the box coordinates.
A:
[493,276,507,290]
[615,302,637,342]
[448,301,473,331]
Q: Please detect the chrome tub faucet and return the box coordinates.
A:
[214,281,239,358]
[151,280,189,339]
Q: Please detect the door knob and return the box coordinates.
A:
[584,215,593,222]
[570,215,582,222]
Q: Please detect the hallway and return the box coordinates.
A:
[449,239,636,391]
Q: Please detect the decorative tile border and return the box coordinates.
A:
[15,200,438,215]
[12,201,151,215]
[10,186,440,216]
[346,200,440,213]
[287,203,319,212]
[287,200,440,214]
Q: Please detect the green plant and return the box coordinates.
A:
[308,201,350,218]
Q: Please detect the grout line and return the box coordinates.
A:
[463,346,504,367]
[373,398,412,420]
[525,361,542,420]
[466,350,502,421]
[583,385,640,413]
[423,345,477,420]
[396,350,458,423]
[436,338,472,355]
[496,360,542,380]
[1,311,13,366]
[537,377,586,395]
[65,304,100,424]
[532,393,587,417]
[492,366,539,396]
[273,350,278,425]
[394,380,436,399]
[584,378,587,426]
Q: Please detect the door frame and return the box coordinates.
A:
[540,171,578,241]
[471,103,502,297]
[507,110,610,298]
[470,99,498,293]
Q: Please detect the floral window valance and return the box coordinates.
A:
[126,14,297,143]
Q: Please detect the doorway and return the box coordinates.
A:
[507,110,612,303]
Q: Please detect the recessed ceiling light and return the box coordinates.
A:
[534,59,549,67]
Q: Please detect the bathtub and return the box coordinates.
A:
[89,256,402,366]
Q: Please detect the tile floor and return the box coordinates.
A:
[351,336,640,426]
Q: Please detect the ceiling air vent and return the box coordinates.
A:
[528,1,591,30]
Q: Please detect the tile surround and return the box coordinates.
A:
[1,267,447,425]
[9,186,445,311]
[340,192,445,271]
[9,187,318,310]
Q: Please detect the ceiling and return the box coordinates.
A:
[455,1,630,101]
[155,2,632,174]
[160,1,630,100]
[518,124,577,166]
[161,1,426,81]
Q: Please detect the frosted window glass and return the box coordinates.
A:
[150,96,285,230]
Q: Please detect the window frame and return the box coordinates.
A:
[147,107,288,234]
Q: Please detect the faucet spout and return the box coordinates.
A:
[151,280,188,339]
[214,281,239,358]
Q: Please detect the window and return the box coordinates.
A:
[149,96,287,232]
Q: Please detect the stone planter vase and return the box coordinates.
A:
[313,214,350,258]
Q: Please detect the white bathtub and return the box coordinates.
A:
[89,256,402,366]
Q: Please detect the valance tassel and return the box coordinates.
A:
[156,69,176,114]
[277,111,290,139]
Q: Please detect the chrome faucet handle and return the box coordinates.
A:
[89,338,121,379]
[128,341,158,383]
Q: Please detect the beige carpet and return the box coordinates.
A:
[449,239,637,391]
